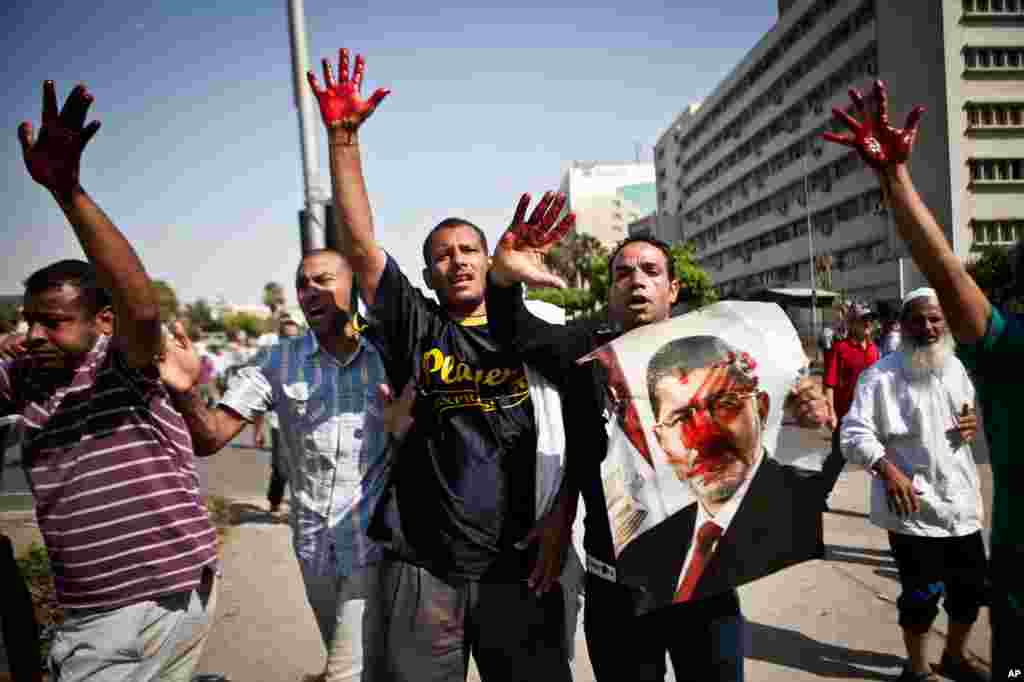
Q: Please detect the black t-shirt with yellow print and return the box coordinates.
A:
[362,255,537,582]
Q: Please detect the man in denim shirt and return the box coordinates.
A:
[163,249,389,682]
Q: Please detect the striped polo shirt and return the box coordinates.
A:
[0,335,217,610]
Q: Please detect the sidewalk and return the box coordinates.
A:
[2,443,992,681]
[191,460,992,682]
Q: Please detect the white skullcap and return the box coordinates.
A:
[902,287,938,311]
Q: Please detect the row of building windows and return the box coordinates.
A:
[673,25,875,199]
[666,0,874,185]
[968,158,1024,182]
[686,148,869,249]
[674,43,876,216]
[715,238,888,296]
[695,188,884,268]
[963,0,1024,14]
[679,110,854,219]
[963,47,1024,70]
[966,102,1024,128]
[972,219,1024,245]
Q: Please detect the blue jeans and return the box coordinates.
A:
[49,566,218,682]
[584,574,745,682]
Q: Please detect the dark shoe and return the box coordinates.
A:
[895,667,938,682]
[935,651,991,682]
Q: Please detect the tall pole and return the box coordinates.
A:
[804,150,818,362]
[287,0,325,252]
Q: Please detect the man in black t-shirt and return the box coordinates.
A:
[307,49,576,681]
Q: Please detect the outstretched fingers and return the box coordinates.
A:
[821,131,856,147]
[42,80,58,128]
[306,70,323,96]
[322,58,336,90]
[512,193,531,226]
[59,84,92,131]
[17,121,34,156]
[366,87,391,112]
[528,191,554,226]
[540,212,574,248]
[873,80,890,127]
[338,48,351,84]
[831,107,863,134]
[904,105,925,136]
[541,193,567,231]
[848,88,866,119]
[353,54,365,91]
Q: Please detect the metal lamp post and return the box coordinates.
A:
[287,0,327,253]
[803,149,818,360]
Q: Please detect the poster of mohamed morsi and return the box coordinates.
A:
[579,301,824,615]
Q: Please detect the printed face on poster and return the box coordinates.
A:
[580,301,824,613]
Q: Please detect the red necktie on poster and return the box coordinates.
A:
[674,521,723,603]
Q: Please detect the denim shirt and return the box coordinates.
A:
[221,331,390,575]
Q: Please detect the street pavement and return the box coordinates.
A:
[188,424,993,682]
[1,423,994,681]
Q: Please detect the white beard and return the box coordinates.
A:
[899,332,956,382]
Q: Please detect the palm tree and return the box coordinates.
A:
[263,282,285,316]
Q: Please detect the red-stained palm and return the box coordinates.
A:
[17,81,101,197]
[307,48,391,131]
[493,192,576,290]
[822,80,925,170]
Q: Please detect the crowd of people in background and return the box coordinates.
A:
[0,52,1018,682]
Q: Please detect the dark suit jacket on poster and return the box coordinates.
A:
[616,456,824,615]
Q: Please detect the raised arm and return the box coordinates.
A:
[308,49,391,306]
[486,193,588,379]
[157,321,248,456]
[823,80,990,343]
[18,81,162,367]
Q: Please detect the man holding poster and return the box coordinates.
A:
[487,230,830,681]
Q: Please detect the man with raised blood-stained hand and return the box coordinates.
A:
[5,81,219,682]
[484,220,831,681]
[306,49,577,681]
[823,79,1013,681]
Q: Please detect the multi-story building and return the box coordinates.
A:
[628,213,659,238]
[560,161,656,248]
[654,0,1024,302]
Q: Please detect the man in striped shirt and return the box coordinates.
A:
[4,82,219,680]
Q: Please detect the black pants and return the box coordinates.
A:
[1,534,42,681]
[887,531,988,633]
[584,574,745,682]
[819,427,846,502]
[266,428,288,509]
[990,542,1023,680]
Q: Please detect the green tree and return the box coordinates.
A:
[526,287,596,318]
[221,312,268,339]
[151,280,179,322]
[546,232,609,290]
[184,298,215,332]
[672,242,718,309]
[967,245,1014,304]
[263,282,286,315]
[0,300,20,333]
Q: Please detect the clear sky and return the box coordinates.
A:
[2,0,778,308]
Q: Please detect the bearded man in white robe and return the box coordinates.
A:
[841,288,991,682]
